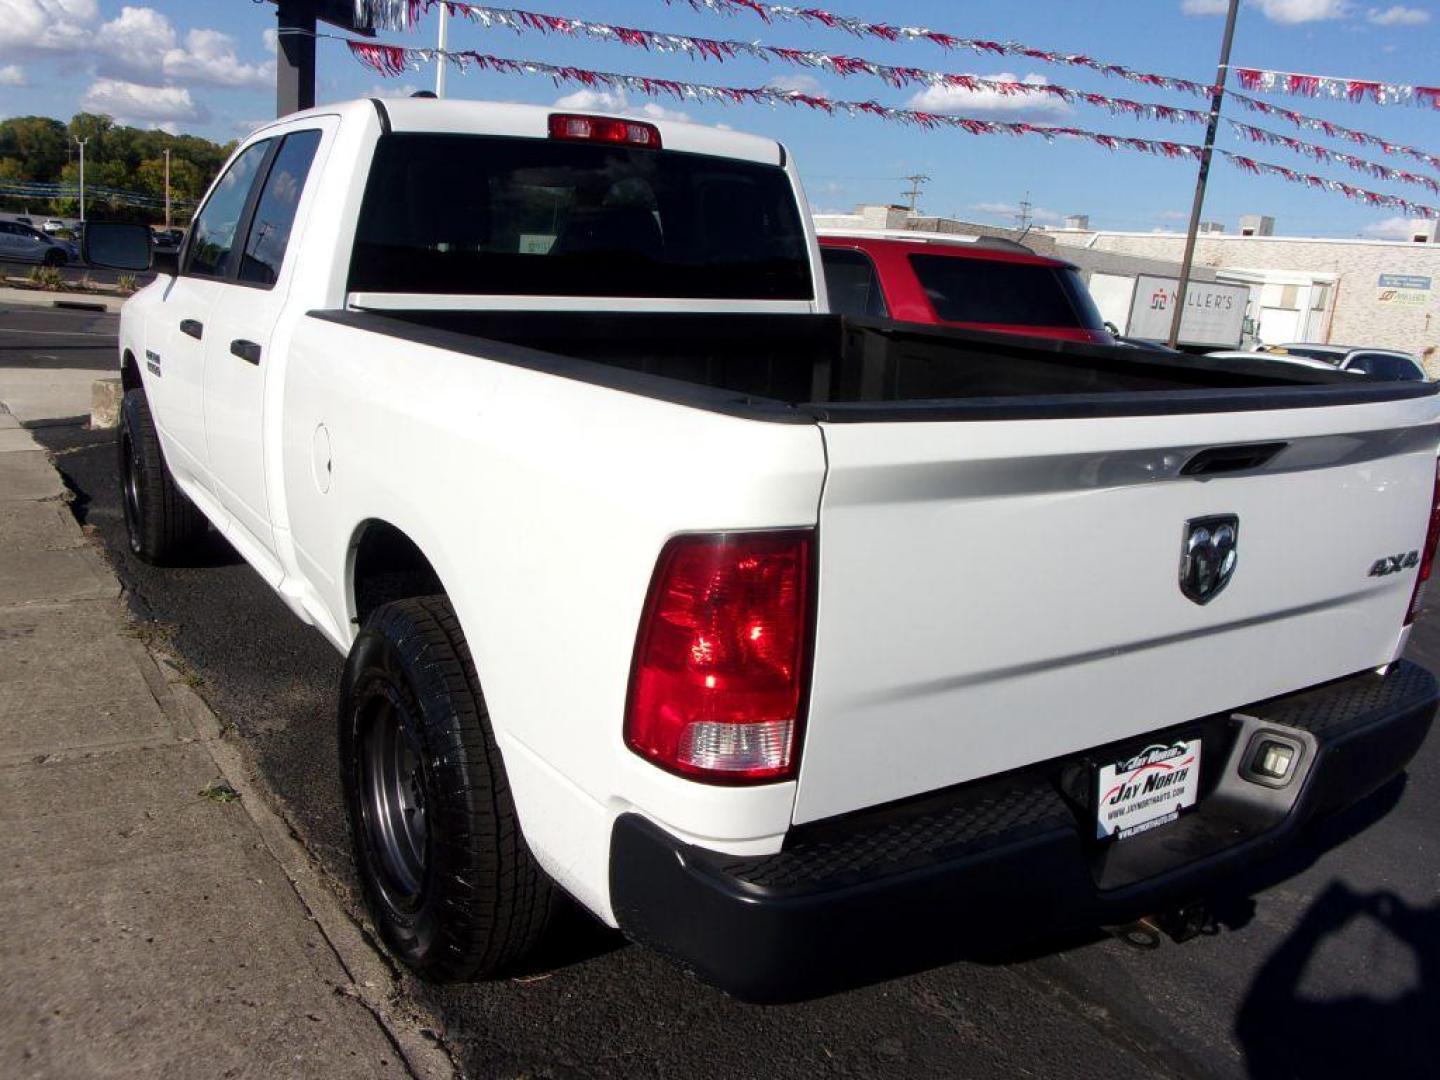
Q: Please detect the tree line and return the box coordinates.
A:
[0,113,235,223]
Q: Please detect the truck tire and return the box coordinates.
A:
[117,388,206,563]
[339,595,557,981]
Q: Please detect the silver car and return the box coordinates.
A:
[1273,343,1426,381]
[0,220,77,266]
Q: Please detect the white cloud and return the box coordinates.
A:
[0,2,273,111]
[0,63,25,86]
[0,0,98,56]
[908,73,1068,120]
[82,77,207,124]
[553,89,691,123]
[765,73,824,95]
[93,9,273,89]
[1183,0,1353,21]
[1155,209,1190,221]
[1367,4,1431,23]
[1362,216,1425,238]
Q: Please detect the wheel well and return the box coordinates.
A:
[351,521,444,626]
[121,350,142,392]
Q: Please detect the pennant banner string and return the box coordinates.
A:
[350,0,1215,96]
[1228,92,1440,172]
[341,36,1439,218]
[408,1,1209,124]
[1228,121,1440,193]
[1234,67,1440,109]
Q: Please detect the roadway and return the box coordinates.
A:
[6,301,1437,1079]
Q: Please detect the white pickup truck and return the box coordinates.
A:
[87,98,1440,1001]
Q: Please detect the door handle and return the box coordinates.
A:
[230,339,262,366]
[180,319,203,340]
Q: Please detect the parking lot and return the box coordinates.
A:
[7,302,1440,1079]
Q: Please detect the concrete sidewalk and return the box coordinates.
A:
[0,406,450,1077]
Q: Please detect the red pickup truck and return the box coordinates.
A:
[818,230,1115,344]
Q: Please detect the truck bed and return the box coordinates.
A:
[314,309,1432,422]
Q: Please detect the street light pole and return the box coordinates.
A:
[164,148,172,229]
[74,137,89,224]
[1167,0,1240,349]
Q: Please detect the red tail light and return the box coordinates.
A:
[625,531,812,783]
[548,113,662,149]
[1406,459,1440,624]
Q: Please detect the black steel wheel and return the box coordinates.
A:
[340,595,557,981]
[116,389,206,563]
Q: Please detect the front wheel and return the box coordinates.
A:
[42,248,66,267]
[117,388,206,563]
[340,595,557,981]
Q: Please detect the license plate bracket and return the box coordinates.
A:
[1094,737,1203,841]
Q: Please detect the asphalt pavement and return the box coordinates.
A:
[8,302,1439,1079]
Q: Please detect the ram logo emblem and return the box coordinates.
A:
[1180,515,1239,605]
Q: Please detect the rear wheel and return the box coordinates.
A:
[340,595,557,981]
[117,389,206,563]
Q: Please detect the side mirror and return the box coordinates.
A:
[81,221,154,272]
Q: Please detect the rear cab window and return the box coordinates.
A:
[908,253,1105,330]
[348,133,812,300]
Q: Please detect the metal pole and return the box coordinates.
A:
[276,0,316,117]
[1168,0,1239,349]
[163,148,171,229]
[76,138,87,224]
[435,1,449,97]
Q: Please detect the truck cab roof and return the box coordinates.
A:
[251,97,787,167]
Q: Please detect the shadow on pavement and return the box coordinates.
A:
[1234,880,1439,1077]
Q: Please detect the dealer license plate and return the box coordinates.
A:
[1095,738,1202,841]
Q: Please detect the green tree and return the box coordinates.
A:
[0,116,70,181]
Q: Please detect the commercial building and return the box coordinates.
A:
[1046,217,1439,370]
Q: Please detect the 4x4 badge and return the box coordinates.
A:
[1369,551,1419,577]
[1181,515,1239,605]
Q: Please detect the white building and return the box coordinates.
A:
[1046,218,1439,370]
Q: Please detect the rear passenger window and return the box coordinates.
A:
[821,248,888,318]
[238,130,322,287]
[185,140,272,279]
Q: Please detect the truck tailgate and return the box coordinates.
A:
[795,395,1440,823]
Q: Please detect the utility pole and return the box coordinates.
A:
[901,173,929,214]
[163,148,171,229]
[1169,0,1240,349]
[74,137,88,223]
[435,0,449,97]
[1016,191,1033,232]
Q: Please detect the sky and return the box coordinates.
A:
[1,0,1438,239]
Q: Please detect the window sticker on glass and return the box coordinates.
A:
[519,234,556,255]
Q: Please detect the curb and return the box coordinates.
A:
[139,645,461,1080]
[48,500,460,1079]
[0,286,125,314]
